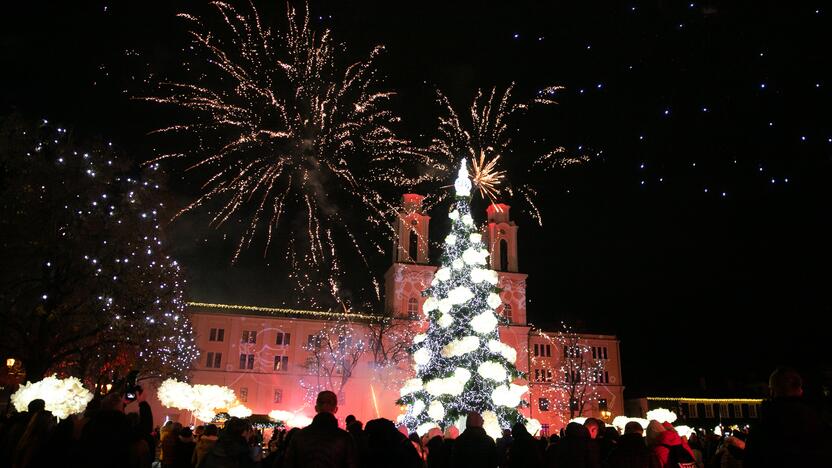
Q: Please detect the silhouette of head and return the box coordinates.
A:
[584,418,601,439]
[624,421,644,435]
[465,411,484,429]
[27,399,46,413]
[315,390,338,414]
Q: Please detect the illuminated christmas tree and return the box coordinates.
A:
[397,160,530,438]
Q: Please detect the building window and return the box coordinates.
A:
[688,403,698,418]
[499,239,509,271]
[546,369,552,382]
[592,347,597,359]
[307,334,321,349]
[705,404,714,419]
[733,403,743,418]
[209,328,225,342]
[565,345,581,358]
[538,398,550,411]
[534,344,539,357]
[545,345,551,357]
[540,424,550,437]
[241,330,256,344]
[276,332,291,346]
[239,388,248,403]
[720,403,730,418]
[603,347,608,359]
[207,352,222,368]
[239,354,254,370]
[604,371,609,384]
[749,404,758,418]
[274,389,283,404]
[534,369,540,382]
[503,304,513,323]
[408,231,419,262]
[407,298,419,318]
[274,355,289,372]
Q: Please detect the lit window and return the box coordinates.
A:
[503,304,513,323]
[407,298,419,318]
[276,332,291,346]
[274,355,289,372]
[274,389,282,403]
[240,388,248,402]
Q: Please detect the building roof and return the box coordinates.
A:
[187,301,387,322]
[640,396,764,404]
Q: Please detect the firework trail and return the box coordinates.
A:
[426,84,589,225]
[140,2,419,305]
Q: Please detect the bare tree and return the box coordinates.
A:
[553,324,606,420]
[301,314,367,403]
[366,317,417,389]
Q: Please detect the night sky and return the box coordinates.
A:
[2,1,831,396]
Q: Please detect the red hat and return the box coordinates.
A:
[662,422,675,431]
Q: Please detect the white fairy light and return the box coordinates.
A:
[471,311,499,334]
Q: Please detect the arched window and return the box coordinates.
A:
[407,297,419,318]
[408,231,419,262]
[499,239,509,271]
[503,303,513,323]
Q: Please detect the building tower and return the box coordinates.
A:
[482,203,527,325]
[384,194,437,318]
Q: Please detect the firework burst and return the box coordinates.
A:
[426,84,588,224]
[140,2,418,304]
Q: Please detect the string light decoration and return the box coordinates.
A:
[0,118,198,382]
[425,86,589,224]
[140,1,420,306]
[397,160,529,438]
[366,317,419,392]
[157,378,237,422]
[529,323,606,423]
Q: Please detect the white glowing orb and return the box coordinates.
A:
[445,234,458,245]
[413,347,431,366]
[411,399,426,416]
[400,378,423,397]
[441,336,480,358]
[487,339,517,363]
[427,400,445,420]
[435,267,451,282]
[227,404,253,418]
[438,313,454,328]
[447,286,474,305]
[417,421,439,437]
[569,417,588,426]
[469,233,482,243]
[675,425,694,439]
[422,297,438,313]
[646,408,677,424]
[487,293,503,309]
[449,210,460,220]
[482,410,502,440]
[461,214,474,226]
[452,258,465,270]
[462,247,488,266]
[413,333,427,344]
[437,298,453,314]
[525,418,543,436]
[477,361,508,381]
[10,375,93,420]
[471,311,499,334]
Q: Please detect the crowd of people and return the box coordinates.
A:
[0,367,828,468]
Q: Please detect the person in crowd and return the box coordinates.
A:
[548,422,597,468]
[600,426,620,462]
[408,432,426,464]
[193,425,205,442]
[347,419,368,467]
[496,428,513,467]
[451,412,497,468]
[10,407,55,468]
[584,418,603,468]
[744,367,828,467]
[0,399,46,468]
[200,418,255,468]
[714,431,745,468]
[161,422,183,467]
[270,427,300,468]
[192,424,219,468]
[647,422,695,468]
[168,426,195,468]
[686,433,704,468]
[282,390,357,468]
[345,415,356,428]
[438,426,458,468]
[604,421,656,468]
[506,422,543,467]
[425,432,444,468]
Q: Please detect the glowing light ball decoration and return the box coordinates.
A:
[11,375,93,420]
[157,378,237,422]
[397,160,528,436]
[646,408,678,424]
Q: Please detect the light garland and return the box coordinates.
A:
[440,336,480,358]
[11,375,93,420]
[157,378,237,422]
[413,347,431,366]
[227,404,253,418]
[428,400,446,420]
[487,293,503,309]
[187,302,381,321]
[477,361,508,381]
[471,311,499,334]
[487,339,517,363]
